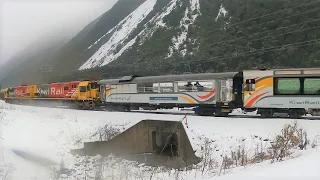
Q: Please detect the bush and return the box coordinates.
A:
[268,121,307,162]
[97,124,121,141]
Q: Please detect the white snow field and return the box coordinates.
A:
[0,100,320,180]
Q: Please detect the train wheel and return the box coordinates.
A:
[195,108,214,116]
[288,109,304,119]
[91,102,96,110]
[117,105,130,112]
[214,112,229,117]
[260,109,273,118]
[214,108,230,117]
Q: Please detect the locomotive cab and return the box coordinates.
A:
[76,80,101,109]
[77,81,99,100]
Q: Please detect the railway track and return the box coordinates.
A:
[8,102,320,121]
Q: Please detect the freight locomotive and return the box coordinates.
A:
[1,68,320,118]
[0,80,101,109]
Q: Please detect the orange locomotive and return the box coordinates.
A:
[0,80,101,110]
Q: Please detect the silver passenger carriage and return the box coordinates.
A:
[98,72,236,116]
[230,68,320,118]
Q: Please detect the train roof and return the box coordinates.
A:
[242,68,320,77]
[98,72,237,85]
[242,67,320,72]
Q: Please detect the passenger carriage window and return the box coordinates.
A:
[178,81,212,92]
[160,82,174,92]
[276,78,300,95]
[245,79,255,91]
[304,78,320,95]
[137,83,153,92]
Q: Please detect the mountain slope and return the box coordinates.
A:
[64,0,320,82]
[0,0,145,87]
[1,0,320,86]
[47,0,146,82]
[80,0,201,70]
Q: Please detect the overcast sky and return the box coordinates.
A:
[0,0,119,66]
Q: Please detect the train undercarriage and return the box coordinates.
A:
[3,98,320,119]
[103,102,232,117]
[4,98,102,111]
[253,108,319,118]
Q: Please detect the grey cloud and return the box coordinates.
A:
[0,0,118,66]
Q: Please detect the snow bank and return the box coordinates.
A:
[214,150,320,180]
[1,101,320,179]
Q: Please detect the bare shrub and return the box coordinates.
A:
[297,128,308,150]
[268,121,306,162]
[311,135,320,149]
[97,124,121,141]
[250,142,271,164]
[219,154,233,175]
[219,144,249,175]
[94,156,104,180]
[231,144,248,167]
[198,138,218,176]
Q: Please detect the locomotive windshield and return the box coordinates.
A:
[80,86,87,92]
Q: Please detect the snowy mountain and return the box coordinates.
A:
[1,0,319,86]
[58,0,320,82]
[79,0,201,70]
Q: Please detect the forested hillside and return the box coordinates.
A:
[1,0,319,87]
[62,0,320,81]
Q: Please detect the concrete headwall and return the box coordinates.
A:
[72,119,200,167]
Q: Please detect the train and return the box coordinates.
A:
[1,68,320,118]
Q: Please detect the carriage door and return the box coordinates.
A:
[232,72,244,108]
[100,85,106,101]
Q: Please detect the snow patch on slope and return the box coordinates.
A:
[79,0,158,70]
[154,0,179,27]
[215,4,227,22]
[85,28,115,51]
[135,0,179,45]
[167,0,201,57]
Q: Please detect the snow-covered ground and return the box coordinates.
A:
[0,100,320,180]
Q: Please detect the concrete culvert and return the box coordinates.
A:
[71,119,200,168]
